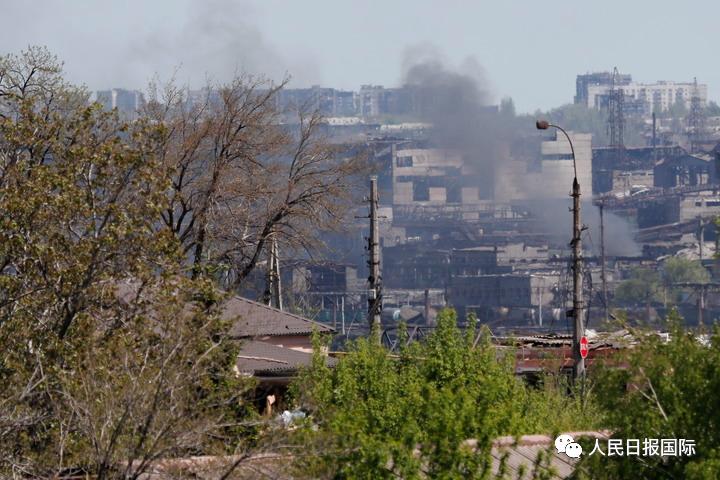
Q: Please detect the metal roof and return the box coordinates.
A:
[223,296,334,338]
[236,340,337,376]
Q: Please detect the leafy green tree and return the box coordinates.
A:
[0,48,258,478]
[615,268,663,307]
[293,310,600,478]
[705,101,720,117]
[577,310,720,479]
[526,103,646,147]
[662,257,710,304]
[666,95,689,119]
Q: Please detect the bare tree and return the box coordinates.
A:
[145,77,365,288]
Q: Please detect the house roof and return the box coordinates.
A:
[222,296,334,338]
[236,340,337,377]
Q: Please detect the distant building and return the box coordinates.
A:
[637,190,720,228]
[654,152,718,189]
[592,145,719,194]
[592,145,683,194]
[392,148,480,205]
[449,272,560,324]
[291,263,363,295]
[276,86,357,116]
[382,244,452,289]
[96,88,144,119]
[575,71,632,105]
[583,79,707,113]
[358,85,414,117]
[382,241,548,290]
[455,243,550,269]
[496,131,592,201]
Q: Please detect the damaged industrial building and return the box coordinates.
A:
[222,65,720,359]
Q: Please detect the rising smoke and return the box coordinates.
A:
[401,47,505,195]
[399,46,639,255]
[526,199,641,257]
[125,0,320,89]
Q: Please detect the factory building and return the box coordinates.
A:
[448,272,561,325]
[495,131,592,201]
[391,148,486,205]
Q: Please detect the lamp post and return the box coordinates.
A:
[536,120,585,382]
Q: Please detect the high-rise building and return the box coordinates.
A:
[275,86,358,116]
[96,88,145,119]
[358,85,413,118]
[575,72,632,105]
[577,73,708,114]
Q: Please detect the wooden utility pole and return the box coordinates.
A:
[599,202,609,323]
[264,234,283,310]
[367,176,382,340]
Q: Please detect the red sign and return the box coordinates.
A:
[580,336,589,359]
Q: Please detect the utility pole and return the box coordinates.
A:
[424,288,431,326]
[571,176,586,381]
[367,176,382,341]
[599,202,609,323]
[264,234,283,310]
[341,295,346,336]
[698,216,705,262]
[537,120,585,382]
[698,284,705,328]
[652,112,658,164]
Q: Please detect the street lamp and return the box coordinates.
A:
[536,120,585,382]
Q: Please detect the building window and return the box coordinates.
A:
[397,156,413,167]
[413,180,429,201]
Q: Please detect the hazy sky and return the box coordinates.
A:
[3,0,717,113]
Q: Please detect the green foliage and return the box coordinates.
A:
[528,103,646,147]
[664,95,689,119]
[662,257,710,304]
[579,310,720,479]
[293,309,600,478]
[616,258,709,309]
[0,47,256,477]
[615,268,663,305]
[663,257,710,285]
[705,101,720,117]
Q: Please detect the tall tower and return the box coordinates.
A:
[607,67,625,162]
[688,77,706,153]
